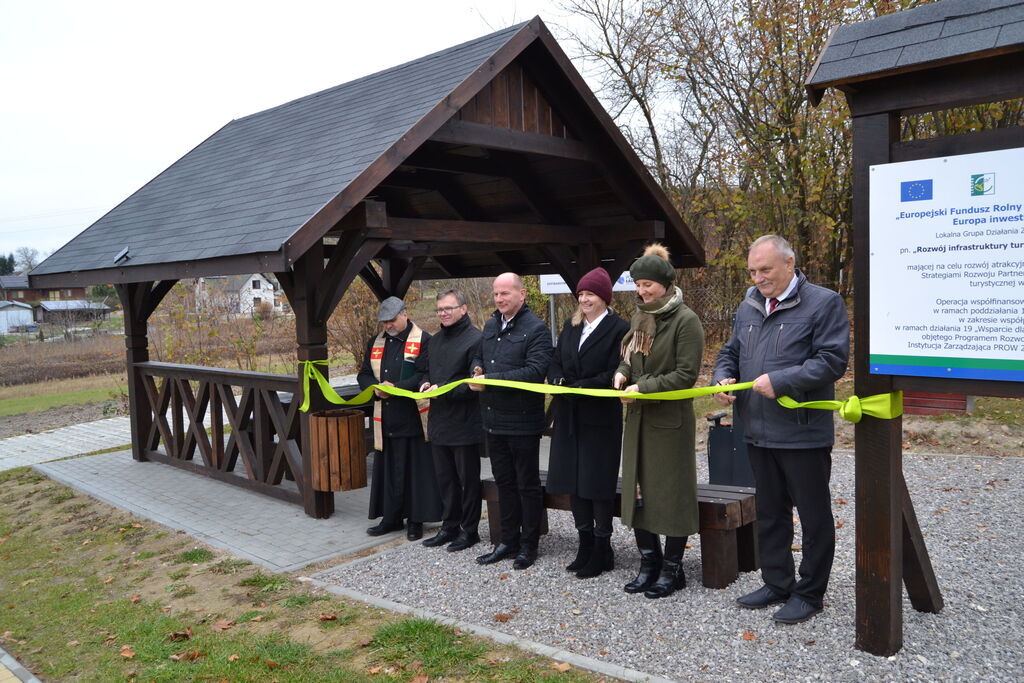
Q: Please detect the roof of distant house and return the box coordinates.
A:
[0,275,30,289]
[38,300,111,312]
[0,300,32,310]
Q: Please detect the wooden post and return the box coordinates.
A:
[286,242,335,519]
[117,283,153,463]
[852,112,904,656]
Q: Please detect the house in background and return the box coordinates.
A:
[0,275,86,304]
[35,300,112,324]
[0,300,34,333]
[195,274,283,316]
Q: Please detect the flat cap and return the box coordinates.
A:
[377,296,407,321]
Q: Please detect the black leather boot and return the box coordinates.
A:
[576,534,614,579]
[565,531,594,572]
[623,529,662,594]
[644,536,687,599]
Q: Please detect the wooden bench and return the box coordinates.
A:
[480,471,758,589]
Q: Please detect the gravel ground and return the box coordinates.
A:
[315,449,1023,681]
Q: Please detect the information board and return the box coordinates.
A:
[538,271,635,295]
[869,146,1024,382]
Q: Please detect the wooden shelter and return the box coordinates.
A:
[807,0,1024,656]
[30,18,702,519]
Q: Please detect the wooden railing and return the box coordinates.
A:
[133,361,306,504]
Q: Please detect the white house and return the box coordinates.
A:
[0,300,33,333]
[196,274,283,316]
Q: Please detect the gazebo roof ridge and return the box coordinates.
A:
[807,0,1024,105]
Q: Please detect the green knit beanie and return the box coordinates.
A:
[629,243,675,288]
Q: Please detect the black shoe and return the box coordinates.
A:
[566,531,594,572]
[736,585,789,610]
[624,529,662,594]
[476,543,520,565]
[446,531,480,552]
[422,528,457,547]
[644,536,686,599]
[406,522,423,541]
[576,535,614,579]
[773,596,822,624]
[513,546,538,570]
[366,521,403,536]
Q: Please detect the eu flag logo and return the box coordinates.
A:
[900,179,933,202]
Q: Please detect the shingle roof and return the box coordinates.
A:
[807,0,1024,98]
[0,275,29,289]
[37,300,111,312]
[32,22,528,278]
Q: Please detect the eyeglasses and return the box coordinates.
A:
[435,305,463,314]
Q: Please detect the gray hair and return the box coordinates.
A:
[436,288,467,306]
[750,234,795,261]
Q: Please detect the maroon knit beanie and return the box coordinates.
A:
[576,267,613,304]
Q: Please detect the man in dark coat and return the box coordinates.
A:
[713,235,850,624]
[469,272,553,570]
[419,288,484,552]
[358,296,442,541]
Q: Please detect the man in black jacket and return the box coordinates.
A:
[469,273,553,569]
[358,296,442,541]
[419,289,484,552]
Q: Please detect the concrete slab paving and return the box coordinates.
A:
[34,450,404,572]
[0,417,132,471]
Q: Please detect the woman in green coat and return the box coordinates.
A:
[613,243,704,599]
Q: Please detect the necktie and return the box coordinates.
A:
[768,297,779,314]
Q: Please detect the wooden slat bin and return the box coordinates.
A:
[309,409,367,491]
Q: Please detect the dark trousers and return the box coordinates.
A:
[570,495,614,538]
[486,432,542,548]
[747,444,835,608]
[431,443,482,534]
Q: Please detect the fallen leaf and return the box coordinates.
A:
[498,573,510,580]
[166,628,193,642]
[368,665,384,674]
[249,615,263,622]
[169,648,203,662]
[805,640,816,646]
[104,636,116,646]
[836,520,845,529]
[318,613,337,621]
[264,659,278,669]
[161,605,172,612]
[103,576,114,584]
[119,646,136,659]
[82,539,91,546]
[599,650,609,655]
[132,523,144,528]
[493,613,512,623]
[835,498,848,505]
[551,661,572,672]
[211,619,235,632]
[411,675,429,683]
[66,640,80,646]
[742,630,757,641]
[228,654,240,661]
[130,595,141,604]
[357,637,373,648]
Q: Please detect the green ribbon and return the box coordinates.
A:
[297,361,902,423]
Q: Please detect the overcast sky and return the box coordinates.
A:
[0,0,585,261]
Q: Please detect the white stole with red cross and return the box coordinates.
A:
[369,323,429,450]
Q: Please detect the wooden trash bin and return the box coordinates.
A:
[309,409,367,492]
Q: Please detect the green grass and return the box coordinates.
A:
[238,571,291,593]
[174,548,214,564]
[0,386,114,416]
[282,594,327,608]
[209,558,251,575]
[369,619,486,677]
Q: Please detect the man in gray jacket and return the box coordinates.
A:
[713,235,849,624]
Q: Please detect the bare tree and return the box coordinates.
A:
[14,247,40,273]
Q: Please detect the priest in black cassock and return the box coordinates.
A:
[358,296,442,541]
